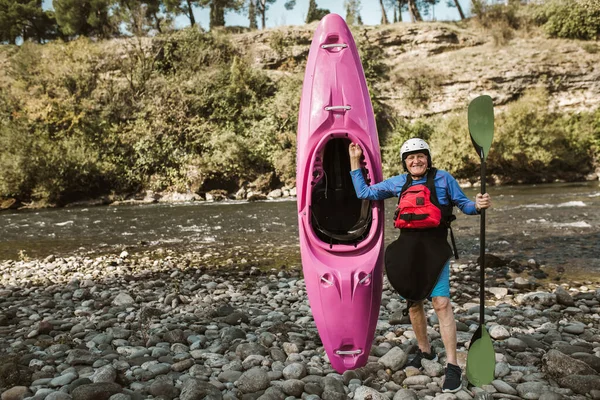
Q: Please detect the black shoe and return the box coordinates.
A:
[442,363,462,393]
[405,348,437,369]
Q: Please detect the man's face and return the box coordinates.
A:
[405,152,428,177]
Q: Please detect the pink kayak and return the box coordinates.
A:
[296,13,385,373]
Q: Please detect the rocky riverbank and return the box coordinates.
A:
[0,250,599,400]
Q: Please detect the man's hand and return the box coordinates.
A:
[475,193,491,211]
[349,142,363,171]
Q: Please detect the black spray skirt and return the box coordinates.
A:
[384,228,452,302]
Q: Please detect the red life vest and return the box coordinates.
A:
[393,168,451,230]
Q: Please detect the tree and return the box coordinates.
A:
[0,0,58,44]
[344,0,362,25]
[407,0,422,21]
[116,0,166,35]
[378,0,389,24]
[447,0,465,20]
[306,0,328,24]
[251,0,295,30]
[247,0,257,29]
[164,0,199,27]
[53,0,117,38]
[384,0,406,23]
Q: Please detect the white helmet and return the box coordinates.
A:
[400,138,431,171]
[400,138,430,160]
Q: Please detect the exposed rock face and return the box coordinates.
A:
[235,22,600,119]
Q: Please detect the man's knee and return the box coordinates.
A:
[432,296,451,313]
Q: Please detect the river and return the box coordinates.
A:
[1,182,599,278]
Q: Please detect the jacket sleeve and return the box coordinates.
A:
[350,169,399,201]
[443,172,478,215]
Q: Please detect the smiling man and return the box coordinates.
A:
[348,138,491,393]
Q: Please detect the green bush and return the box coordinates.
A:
[533,0,600,40]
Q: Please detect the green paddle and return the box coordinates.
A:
[466,95,496,388]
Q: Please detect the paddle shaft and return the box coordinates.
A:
[479,151,486,327]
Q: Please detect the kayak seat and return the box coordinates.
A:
[310,138,372,245]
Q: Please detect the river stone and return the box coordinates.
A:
[91,365,117,383]
[258,386,285,400]
[378,346,407,371]
[112,293,135,306]
[71,382,122,400]
[282,362,307,380]
[542,349,597,379]
[571,353,600,372]
[491,379,518,395]
[393,389,419,400]
[495,362,511,378]
[516,381,546,399]
[149,380,180,399]
[506,337,528,352]
[49,372,78,387]
[402,375,432,386]
[519,292,556,306]
[562,323,585,334]
[180,378,222,400]
[322,376,346,395]
[354,386,387,400]
[554,287,575,306]
[558,375,600,395]
[489,325,510,340]
[236,367,270,393]
[235,343,267,359]
[421,358,443,377]
[45,392,73,400]
[281,379,305,397]
[538,392,565,400]
[0,386,33,400]
[66,349,98,365]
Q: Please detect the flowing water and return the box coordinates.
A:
[1,182,599,277]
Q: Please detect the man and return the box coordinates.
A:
[349,138,491,393]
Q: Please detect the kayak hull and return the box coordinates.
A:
[296,14,384,373]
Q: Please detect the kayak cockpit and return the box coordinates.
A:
[310,137,372,246]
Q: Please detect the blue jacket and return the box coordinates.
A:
[350,168,478,215]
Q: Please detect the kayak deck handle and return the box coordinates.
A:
[358,273,372,284]
[321,43,348,49]
[320,275,334,286]
[324,105,351,111]
[335,349,362,355]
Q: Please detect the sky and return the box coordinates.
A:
[177,0,472,30]
[42,0,472,32]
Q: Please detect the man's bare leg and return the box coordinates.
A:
[408,301,432,353]
[433,296,457,365]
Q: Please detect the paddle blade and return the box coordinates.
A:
[468,95,494,160]
[466,325,495,387]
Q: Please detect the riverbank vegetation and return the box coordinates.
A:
[0,0,599,207]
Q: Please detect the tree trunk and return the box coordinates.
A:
[153,12,162,33]
[453,0,465,20]
[396,0,403,22]
[248,0,257,29]
[407,0,422,22]
[186,0,196,27]
[379,0,389,24]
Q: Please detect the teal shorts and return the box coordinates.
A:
[399,260,450,302]
[428,260,450,299]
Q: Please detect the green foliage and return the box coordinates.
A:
[53,0,118,38]
[1,25,599,204]
[471,0,523,45]
[380,88,598,184]
[305,0,329,24]
[0,0,58,44]
[532,0,600,40]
